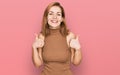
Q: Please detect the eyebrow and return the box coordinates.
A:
[49,11,61,13]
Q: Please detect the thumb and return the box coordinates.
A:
[34,33,39,40]
[75,35,79,41]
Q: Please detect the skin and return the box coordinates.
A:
[32,6,82,68]
[47,6,63,29]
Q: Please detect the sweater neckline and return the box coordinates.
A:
[49,27,60,34]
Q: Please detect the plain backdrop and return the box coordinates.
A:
[0,0,120,75]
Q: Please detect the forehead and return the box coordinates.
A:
[49,6,62,13]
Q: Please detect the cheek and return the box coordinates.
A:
[58,17,62,22]
[47,20,51,25]
[47,15,52,20]
[47,17,51,24]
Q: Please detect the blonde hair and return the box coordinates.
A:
[40,2,69,37]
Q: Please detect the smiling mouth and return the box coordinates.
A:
[51,20,58,23]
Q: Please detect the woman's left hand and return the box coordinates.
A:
[70,36,81,50]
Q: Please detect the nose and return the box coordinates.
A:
[53,14,57,19]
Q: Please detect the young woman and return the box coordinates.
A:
[32,2,82,75]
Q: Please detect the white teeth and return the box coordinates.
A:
[51,20,58,23]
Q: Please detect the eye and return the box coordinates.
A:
[48,12,53,15]
[48,13,52,15]
[57,13,62,16]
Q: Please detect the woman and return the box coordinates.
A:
[32,2,82,75]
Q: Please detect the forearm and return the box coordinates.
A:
[73,48,82,66]
[32,47,43,67]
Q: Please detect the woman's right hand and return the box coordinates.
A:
[32,33,44,49]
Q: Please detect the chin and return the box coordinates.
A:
[51,24,60,27]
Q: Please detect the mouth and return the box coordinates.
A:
[51,20,58,23]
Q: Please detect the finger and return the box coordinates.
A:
[34,33,39,40]
[75,35,79,40]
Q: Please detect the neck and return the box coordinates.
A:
[49,26,60,29]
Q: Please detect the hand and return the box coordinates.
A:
[70,36,81,50]
[32,33,44,49]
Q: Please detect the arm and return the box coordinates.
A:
[32,47,43,68]
[32,33,44,68]
[69,32,82,66]
[71,48,82,66]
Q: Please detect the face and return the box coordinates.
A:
[47,6,63,29]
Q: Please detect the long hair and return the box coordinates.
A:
[40,2,69,37]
